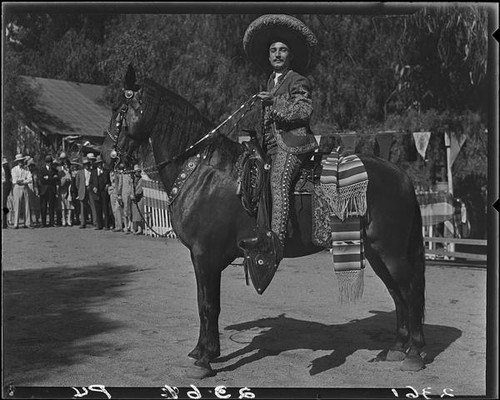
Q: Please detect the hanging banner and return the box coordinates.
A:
[376,131,394,160]
[412,131,431,160]
[416,191,454,226]
[449,133,467,167]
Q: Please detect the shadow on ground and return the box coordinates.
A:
[3,263,139,385]
[215,311,462,375]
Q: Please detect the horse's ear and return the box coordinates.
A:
[124,64,137,90]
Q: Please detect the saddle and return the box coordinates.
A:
[236,131,320,295]
[236,136,321,218]
[237,132,368,301]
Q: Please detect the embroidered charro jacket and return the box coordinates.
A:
[262,69,319,155]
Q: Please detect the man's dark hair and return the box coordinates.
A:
[267,37,292,52]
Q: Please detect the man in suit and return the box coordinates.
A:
[89,155,111,230]
[75,157,92,228]
[86,152,98,226]
[70,160,82,226]
[2,157,12,229]
[39,155,59,227]
[241,15,318,269]
[27,158,41,227]
[11,154,33,228]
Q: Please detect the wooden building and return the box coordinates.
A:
[19,76,112,158]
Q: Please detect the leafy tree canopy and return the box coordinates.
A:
[3,5,492,204]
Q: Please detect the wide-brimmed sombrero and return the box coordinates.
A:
[243,14,318,75]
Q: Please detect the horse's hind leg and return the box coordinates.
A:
[401,256,426,371]
[366,244,426,371]
[365,246,410,360]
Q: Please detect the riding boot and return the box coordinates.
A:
[239,227,283,294]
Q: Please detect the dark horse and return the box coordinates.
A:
[102,66,426,378]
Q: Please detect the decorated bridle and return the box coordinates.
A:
[106,88,142,169]
[107,87,259,175]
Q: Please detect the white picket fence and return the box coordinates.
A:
[141,179,177,238]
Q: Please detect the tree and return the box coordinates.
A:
[2,51,41,160]
[395,5,489,114]
[5,12,113,83]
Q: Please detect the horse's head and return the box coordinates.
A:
[102,64,160,170]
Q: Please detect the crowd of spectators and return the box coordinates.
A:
[2,152,145,234]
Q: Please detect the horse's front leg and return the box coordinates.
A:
[186,249,223,378]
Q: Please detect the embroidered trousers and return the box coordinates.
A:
[269,147,309,246]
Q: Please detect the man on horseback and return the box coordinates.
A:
[240,15,319,293]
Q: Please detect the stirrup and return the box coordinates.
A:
[239,228,283,295]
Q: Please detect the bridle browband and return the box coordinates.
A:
[106,88,259,174]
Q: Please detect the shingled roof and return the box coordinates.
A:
[21,76,112,138]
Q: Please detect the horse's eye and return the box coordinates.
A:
[124,90,134,99]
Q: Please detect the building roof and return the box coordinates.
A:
[21,76,112,138]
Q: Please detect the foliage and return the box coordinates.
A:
[2,51,41,160]
[397,5,489,112]
[2,6,492,224]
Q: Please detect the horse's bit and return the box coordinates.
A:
[106,89,142,167]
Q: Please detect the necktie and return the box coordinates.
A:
[274,73,282,86]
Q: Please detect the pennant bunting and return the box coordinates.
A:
[376,131,394,160]
[449,133,467,167]
[413,131,431,160]
[340,134,358,155]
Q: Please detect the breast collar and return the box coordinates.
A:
[167,150,207,206]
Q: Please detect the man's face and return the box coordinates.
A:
[268,41,292,72]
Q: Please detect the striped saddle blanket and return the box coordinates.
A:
[312,152,368,303]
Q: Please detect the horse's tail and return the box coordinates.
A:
[408,197,426,323]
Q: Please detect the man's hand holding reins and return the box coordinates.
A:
[257,91,274,106]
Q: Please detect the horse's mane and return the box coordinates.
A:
[142,78,242,168]
[143,78,213,141]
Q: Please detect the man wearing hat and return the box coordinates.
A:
[89,155,111,230]
[86,152,98,226]
[27,158,41,227]
[39,155,59,227]
[10,154,33,228]
[75,157,92,228]
[2,157,12,228]
[241,15,319,278]
[108,161,124,232]
[70,159,82,226]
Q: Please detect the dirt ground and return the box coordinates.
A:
[2,226,488,397]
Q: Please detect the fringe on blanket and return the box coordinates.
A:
[337,180,369,221]
[335,268,365,304]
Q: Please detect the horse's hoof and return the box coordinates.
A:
[186,362,216,379]
[386,349,407,362]
[400,354,425,371]
[188,350,220,362]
